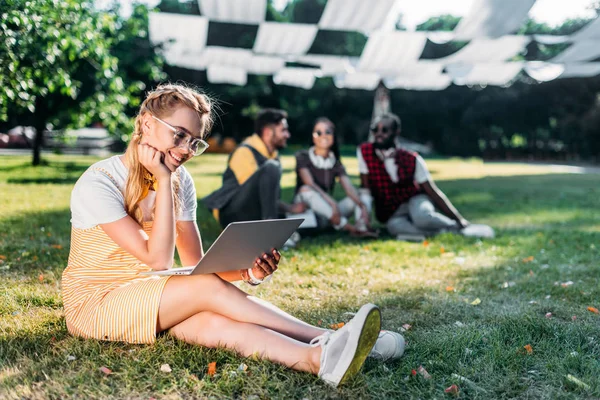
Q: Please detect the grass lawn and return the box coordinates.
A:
[1,153,599,399]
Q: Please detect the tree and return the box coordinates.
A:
[416,14,461,31]
[0,0,132,165]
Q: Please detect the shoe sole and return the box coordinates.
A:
[337,305,381,386]
[395,234,425,242]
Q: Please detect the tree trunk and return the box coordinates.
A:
[32,120,45,166]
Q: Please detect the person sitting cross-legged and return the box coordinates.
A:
[358,113,469,241]
[294,117,378,238]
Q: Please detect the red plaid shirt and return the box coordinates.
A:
[359,142,421,223]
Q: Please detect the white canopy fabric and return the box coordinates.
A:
[148,12,209,54]
[552,40,600,63]
[453,0,536,40]
[161,50,206,70]
[525,62,600,80]
[358,31,427,73]
[532,34,570,45]
[533,18,599,45]
[570,17,600,41]
[441,35,530,64]
[197,0,266,24]
[248,55,286,75]
[273,67,319,89]
[196,46,252,69]
[296,55,353,76]
[317,0,398,34]
[253,22,318,56]
[207,65,248,85]
[447,62,524,86]
[561,63,600,78]
[524,61,565,82]
[384,62,451,91]
[334,72,381,90]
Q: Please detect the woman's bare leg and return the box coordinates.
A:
[169,311,321,373]
[157,274,327,342]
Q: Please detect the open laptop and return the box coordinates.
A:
[142,218,303,276]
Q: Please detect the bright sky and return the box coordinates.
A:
[99,0,597,28]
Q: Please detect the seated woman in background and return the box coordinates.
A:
[294,118,378,238]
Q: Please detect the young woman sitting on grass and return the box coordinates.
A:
[294,117,378,238]
[61,84,403,388]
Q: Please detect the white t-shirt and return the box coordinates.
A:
[356,147,431,184]
[71,155,197,229]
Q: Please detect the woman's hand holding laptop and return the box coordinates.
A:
[240,248,281,286]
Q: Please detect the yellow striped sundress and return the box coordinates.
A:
[62,164,173,344]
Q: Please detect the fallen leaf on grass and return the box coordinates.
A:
[440,246,446,254]
[0,255,6,260]
[330,322,345,330]
[51,244,62,249]
[587,306,599,314]
[566,374,590,390]
[411,369,417,376]
[446,286,455,292]
[417,365,431,379]
[451,374,488,393]
[99,366,112,375]
[545,312,552,318]
[572,315,577,321]
[529,270,535,277]
[423,240,429,247]
[522,256,534,263]
[38,274,44,282]
[237,363,248,372]
[524,344,533,354]
[401,324,412,331]
[207,362,217,377]
[290,256,298,263]
[471,298,481,306]
[444,384,459,394]
[560,281,574,288]
[160,364,172,373]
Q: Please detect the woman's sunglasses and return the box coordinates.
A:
[313,129,334,137]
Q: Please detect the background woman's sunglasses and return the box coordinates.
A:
[313,129,334,136]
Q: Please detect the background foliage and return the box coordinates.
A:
[2,0,600,163]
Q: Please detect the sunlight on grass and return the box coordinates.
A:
[1,154,599,398]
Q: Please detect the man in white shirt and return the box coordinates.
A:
[357,113,469,241]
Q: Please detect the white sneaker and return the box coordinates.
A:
[311,304,381,387]
[395,233,426,242]
[368,330,405,361]
[282,231,301,250]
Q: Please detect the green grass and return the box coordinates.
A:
[1,154,599,399]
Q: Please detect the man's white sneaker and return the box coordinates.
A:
[368,330,405,361]
[282,231,301,250]
[311,304,381,387]
[395,233,426,242]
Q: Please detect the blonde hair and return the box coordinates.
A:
[124,83,213,225]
